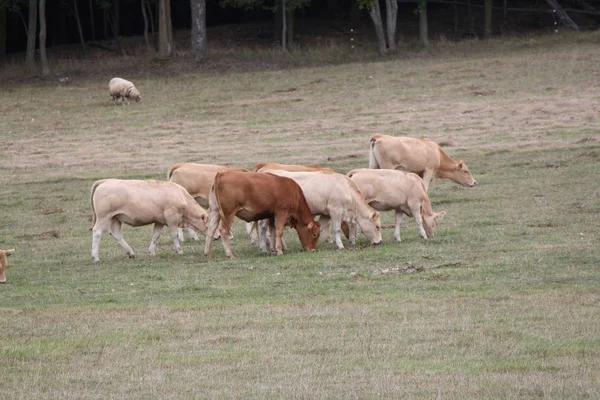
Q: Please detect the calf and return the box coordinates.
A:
[369,134,476,190]
[204,171,321,258]
[90,179,208,262]
[348,169,446,241]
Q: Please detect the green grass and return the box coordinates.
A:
[1,31,599,398]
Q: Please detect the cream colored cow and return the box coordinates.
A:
[90,179,208,262]
[369,134,476,190]
[167,163,248,241]
[0,248,15,283]
[262,170,382,249]
[348,169,446,241]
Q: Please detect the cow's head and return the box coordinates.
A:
[297,220,321,251]
[358,211,383,245]
[423,210,446,239]
[455,161,477,187]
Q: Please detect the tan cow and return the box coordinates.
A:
[348,169,446,241]
[369,134,476,190]
[252,161,335,173]
[262,170,382,249]
[0,248,15,283]
[204,171,321,258]
[90,179,208,262]
[167,163,249,240]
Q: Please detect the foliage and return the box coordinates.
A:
[219,0,314,12]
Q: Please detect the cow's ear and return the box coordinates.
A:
[371,211,379,221]
[457,161,464,170]
[434,211,446,221]
[202,214,208,223]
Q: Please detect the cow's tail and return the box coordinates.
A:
[167,163,183,181]
[211,172,229,233]
[90,179,107,231]
[369,134,383,169]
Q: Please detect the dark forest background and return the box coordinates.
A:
[1,0,599,61]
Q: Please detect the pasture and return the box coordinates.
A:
[1,32,599,398]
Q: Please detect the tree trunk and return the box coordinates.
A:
[26,0,38,65]
[190,0,206,59]
[282,0,287,51]
[166,0,172,48]
[419,0,429,46]
[385,0,398,51]
[484,0,492,38]
[39,0,50,76]
[142,0,151,49]
[73,0,86,52]
[0,7,5,64]
[368,0,387,55]
[158,0,172,56]
[546,0,580,30]
[113,0,120,37]
[89,0,96,41]
[147,0,155,36]
[286,8,294,50]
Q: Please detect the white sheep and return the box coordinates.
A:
[108,77,141,105]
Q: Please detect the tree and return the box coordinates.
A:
[26,0,37,65]
[358,0,399,54]
[39,0,49,75]
[158,0,172,56]
[62,0,86,52]
[190,0,206,59]
[418,0,428,46]
[0,5,5,63]
[484,0,492,38]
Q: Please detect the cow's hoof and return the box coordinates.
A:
[0,280,6,284]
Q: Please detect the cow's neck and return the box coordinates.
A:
[435,148,458,178]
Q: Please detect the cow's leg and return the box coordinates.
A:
[258,219,269,253]
[331,217,345,250]
[348,222,357,245]
[203,209,221,257]
[318,216,333,243]
[246,222,258,244]
[219,214,235,258]
[170,225,183,254]
[149,223,164,255]
[186,227,200,241]
[394,210,404,242]
[410,204,428,239]
[421,170,434,191]
[91,218,110,262]
[272,217,286,255]
[110,219,135,258]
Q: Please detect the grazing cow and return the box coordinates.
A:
[204,171,321,258]
[369,134,476,190]
[262,170,382,249]
[167,163,249,240]
[0,248,15,283]
[252,161,335,173]
[251,161,336,244]
[90,179,208,262]
[348,169,446,241]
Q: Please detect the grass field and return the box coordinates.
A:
[1,32,599,398]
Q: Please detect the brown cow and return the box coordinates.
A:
[167,163,248,240]
[91,179,208,262]
[348,169,446,241]
[0,248,15,283]
[369,134,476,190]
[204,171,321,258]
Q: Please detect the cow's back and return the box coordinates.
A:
[370,135,441,173]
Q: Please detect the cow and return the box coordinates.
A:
[204,171,321,258]
[90,179,208,262]
[250,161,337,244]
[0,248,15,283]
[348,169,446,241]
[167,163,249,241]
[252,161,335,173]
[369,134,476,190]
[261,169,383,249]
